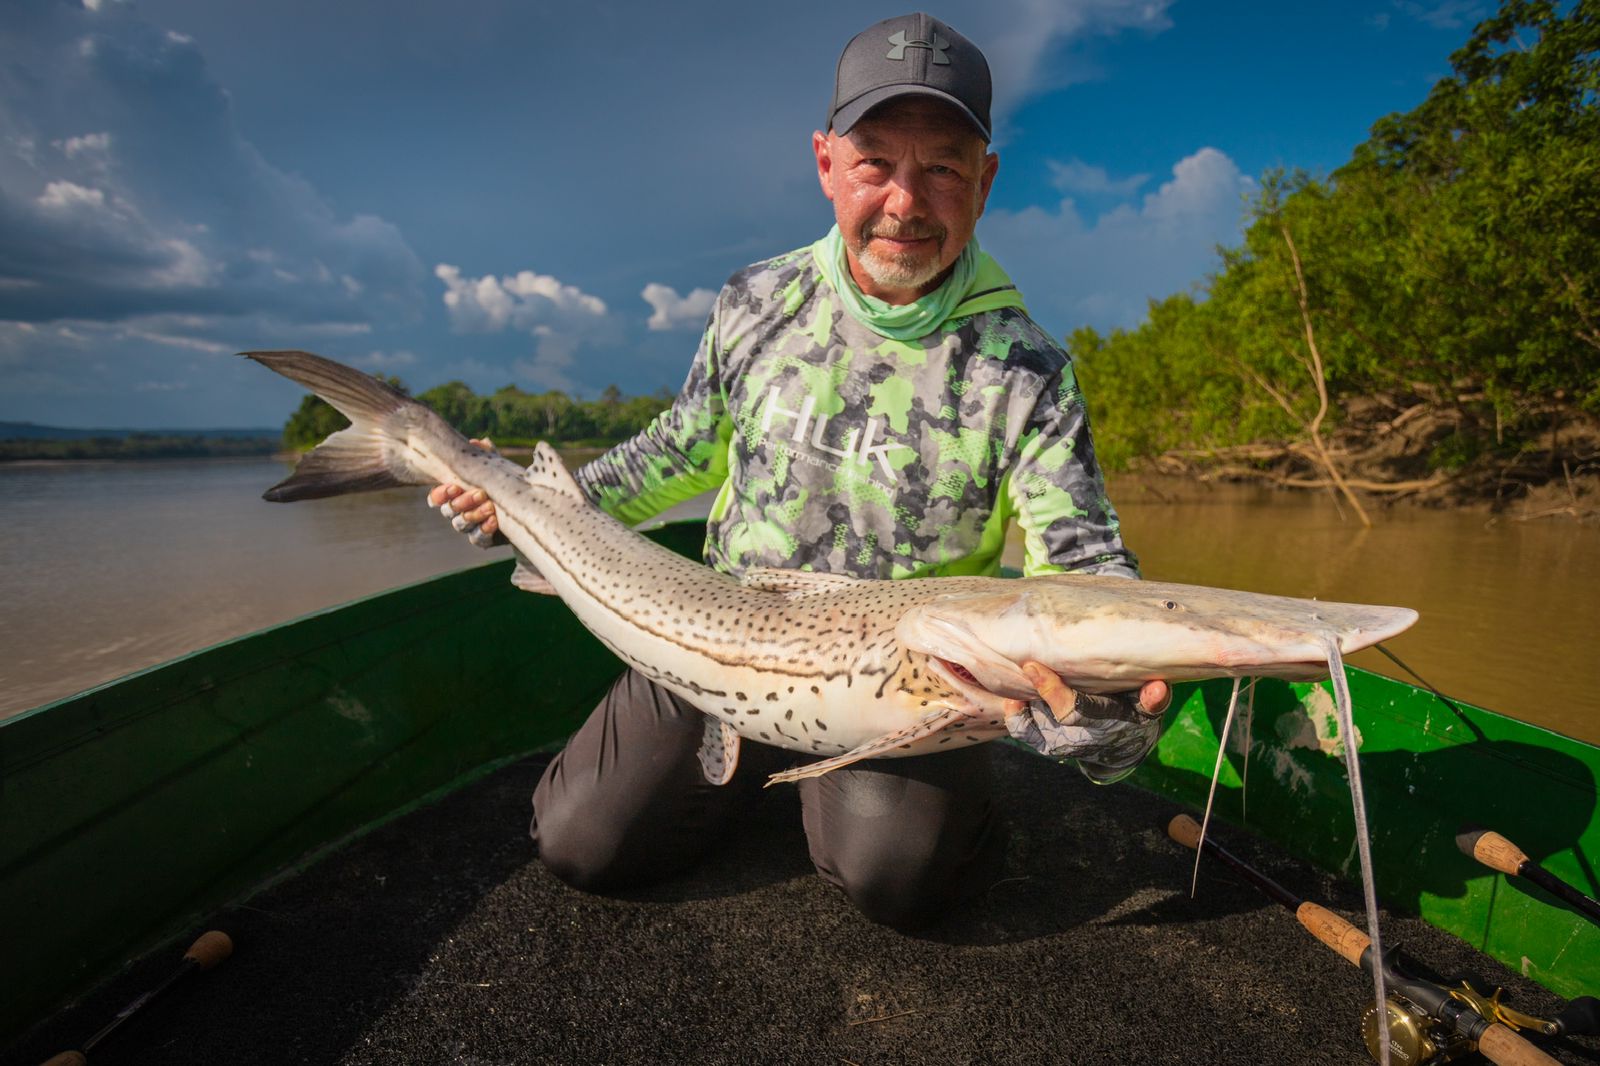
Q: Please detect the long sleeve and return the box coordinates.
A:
[575,307,735,527]
[1004,359,1139,578]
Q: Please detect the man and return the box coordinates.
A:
[431,13,1169,931]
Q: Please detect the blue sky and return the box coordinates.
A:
[0,0,1491,428]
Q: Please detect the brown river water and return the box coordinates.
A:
[1,458,1596,743]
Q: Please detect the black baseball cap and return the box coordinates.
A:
[827,13,992,142]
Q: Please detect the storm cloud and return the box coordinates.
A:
[0,0,425,332]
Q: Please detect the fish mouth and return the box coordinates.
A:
[943,660,980,686]
[927,653,1034,704]
[901,613,1035,702]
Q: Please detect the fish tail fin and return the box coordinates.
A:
[245,350,453,502]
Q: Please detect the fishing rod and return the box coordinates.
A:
[1166,814,1586,1066]
[39,930,232,1066]
[1457,825,1600,927]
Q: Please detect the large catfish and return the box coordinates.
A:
[246,350,1417,787]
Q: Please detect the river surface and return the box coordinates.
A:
[1,459,1596,744]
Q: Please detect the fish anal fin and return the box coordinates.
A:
[741,568,863,597]
[766,707,972,786]
[510,551,557,595]
[698,717,741,786]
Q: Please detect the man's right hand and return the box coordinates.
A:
[428,438,501,546]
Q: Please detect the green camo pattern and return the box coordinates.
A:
[576,241,1136,581]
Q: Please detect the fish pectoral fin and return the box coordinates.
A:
[510,551,558,595]
[765,706,972,787]
[698,717,741,786]
[740,568,864,597]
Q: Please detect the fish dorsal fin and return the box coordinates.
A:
[764,706,973,786]
[521,441,585,500]
[740,568,863,597]
[698,717,741,786]
[510,551,557,595]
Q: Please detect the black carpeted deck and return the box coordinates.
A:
[7,745,1597,1065]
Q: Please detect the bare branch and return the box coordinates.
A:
[1281,225,1374,526]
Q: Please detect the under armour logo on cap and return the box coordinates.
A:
[828,13,991,141]
[886,29,951,64]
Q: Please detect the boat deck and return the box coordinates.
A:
[6,744,1595,1065]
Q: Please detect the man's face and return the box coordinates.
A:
[813,98,999,305]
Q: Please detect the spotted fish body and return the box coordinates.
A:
[248,351,1419,785]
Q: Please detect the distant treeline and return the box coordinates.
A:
[0,434,280,461]
[1071,0,1598,511]
[283,378,673,451]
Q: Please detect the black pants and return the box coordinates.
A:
[531,668,1005,931]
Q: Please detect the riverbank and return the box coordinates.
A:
[0,435,280,461]
[1135,394,1600,522]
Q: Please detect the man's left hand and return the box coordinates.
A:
[999,663,1171,780]
[1002,662,1169,726]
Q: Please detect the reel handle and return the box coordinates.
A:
[1555,995,1600,1037]
[1476,1022,1561,1066]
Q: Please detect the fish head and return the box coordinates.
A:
[896,574,1419,702]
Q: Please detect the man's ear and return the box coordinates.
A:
[976,151,999,219]
[813,130,836,203]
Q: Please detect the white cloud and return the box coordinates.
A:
[349,349,419,372]
[56,132,110,159]
[146,238,215,288]
[435,263,607,334]
[124,327,229,353]
[641,282,716,331]
[963,0,1175,131]
[981,146,1254,332]
[36,180,107,213]
[1049,159,1149,198]
[436,263,617,394]
[1394,0,1489,30]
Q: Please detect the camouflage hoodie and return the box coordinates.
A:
[576,234,1137,582]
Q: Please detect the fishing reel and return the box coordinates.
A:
[1361,996,1474,1065]
[1360,978,1568,1066]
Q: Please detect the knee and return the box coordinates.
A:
[531,799,627,892]
[827,845,951,932]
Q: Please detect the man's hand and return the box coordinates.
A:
[1000,662,1171,783]
[427,438,501,545]
[1002,663,1169,726]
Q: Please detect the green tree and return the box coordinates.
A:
[286,375,670,449]
[417,381,492,437]
[1074,0,1598,497]
[282,393,350,451]
[283,376,409,451]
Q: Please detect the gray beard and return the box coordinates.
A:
[856,243,946,294]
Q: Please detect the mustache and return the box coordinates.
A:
[862,221,946,243]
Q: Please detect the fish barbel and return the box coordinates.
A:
[246,350,1418,786]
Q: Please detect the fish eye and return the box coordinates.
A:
[1160,599,1181,611]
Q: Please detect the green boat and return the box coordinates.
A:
[2,520,1596,1064]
